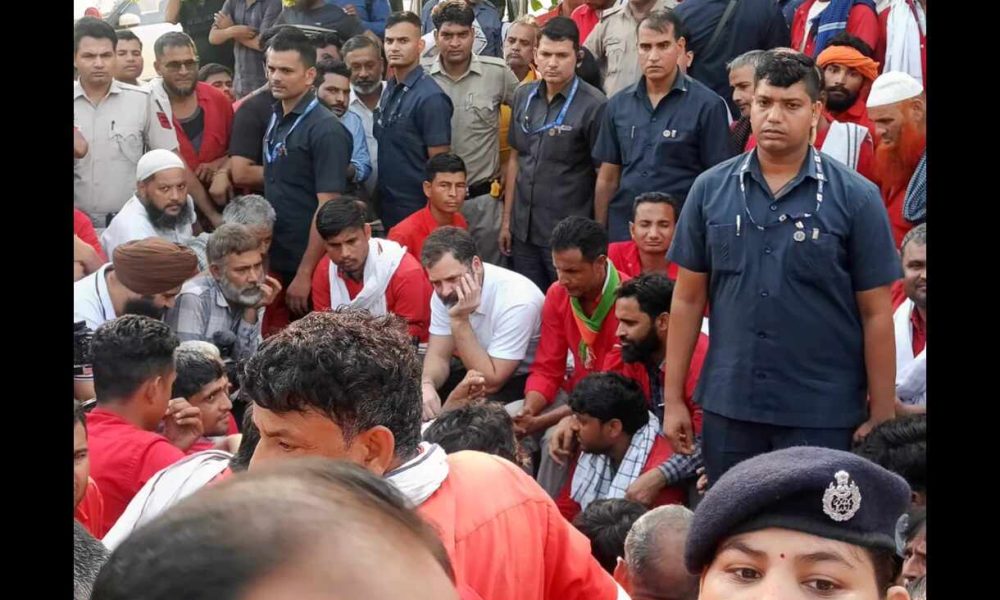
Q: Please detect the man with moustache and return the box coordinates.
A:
[893,223,925,413]
[102,150,200,258]
[344,34,386,197]
[499,16,539,168]
[314,59,372,190]
[375,11,453,229]
[167,223,282,362]
[151,32,234,221]
[867,70,926,246]
[816,33,879,132]
[114,29,145,86]
[727,50,766,153]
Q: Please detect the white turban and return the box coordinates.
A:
[136,149,186,182]
[867,71,924,109]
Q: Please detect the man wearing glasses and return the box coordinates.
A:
[152,32,236,224]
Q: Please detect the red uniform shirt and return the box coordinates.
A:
[525,274,632,404]
[74,208,108,262]
[174,82,234,170]
[555,435,685,522]
[311,249,433,341]
[86,408,186,534]
[792,0,880,58]
[387,205,468,261]
[607,241,679,280]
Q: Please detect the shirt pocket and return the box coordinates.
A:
[614,123,636,164]
[109,123,144,163]
[654,128,698,168]
[707,223,744,274]
[466,92,500,126]
[786,231,843,283]
[605,37,627,76]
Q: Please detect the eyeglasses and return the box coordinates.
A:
[163,59,199,73]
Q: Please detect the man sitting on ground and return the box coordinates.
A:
[573,498,647,574]
[172,341,241,453]
[310,197,432,342]
[614,504,699,600]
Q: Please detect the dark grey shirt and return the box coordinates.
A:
[220,0,283,98]
[508,76,606,246]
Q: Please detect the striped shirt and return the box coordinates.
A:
[165,274,261,362]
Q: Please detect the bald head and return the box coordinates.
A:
[91,458,459,600]
[617,505,698,600]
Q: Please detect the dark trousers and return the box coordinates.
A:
[512,238,556,294]
[702,410,855,486]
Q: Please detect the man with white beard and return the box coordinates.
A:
[166,223,282,361]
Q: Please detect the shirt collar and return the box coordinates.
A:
[430,53,483,81]
[74,79,122,101]
[350,81,385,108]
[97,264,117,322]
[634,68,689,100]
[910,303,926,334]
[273,89,317,118]
[537,75,578,103]
[736,146,822,187]
[395,65,426,89]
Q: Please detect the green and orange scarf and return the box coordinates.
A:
[570,260,620,369]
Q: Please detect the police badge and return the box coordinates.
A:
[822,470,862,522]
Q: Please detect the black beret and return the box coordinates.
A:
[685,446,911,573]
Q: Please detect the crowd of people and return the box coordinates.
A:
[73,0,928,598]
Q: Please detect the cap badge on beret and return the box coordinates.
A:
[822,470,862,522]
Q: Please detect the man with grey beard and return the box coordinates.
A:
[167,223,282,361]
[101,149,200,258]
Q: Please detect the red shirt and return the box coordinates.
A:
[387,205,468,261]
[604,333,710,433]
[74,477,107,539]
[875,0,926,87]
[878,159,921,247]
[910,305,926,355]
[174,82,234,170]
[792,0,880,58]
[74,208,108,262]
[86,408,187,534]
[525,274,632,404]
[570,4,601,45]
[311,248,433,341]
[607,241,678,280]
[536,3,566,26]
[555,434,686,522]
[419,451,618,600]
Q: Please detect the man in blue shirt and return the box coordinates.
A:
[328,0,391,38]
[314,59,372,191]
[261,29,352,332]
[661,51,900,484]
[593,9,732,243]
[375,11,453,229]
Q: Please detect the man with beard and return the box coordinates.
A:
[314,59,372,189]
[420,226,544,418]
[344,35,386,197]
[167,224,282,362]
[424,0,518,265]
[663,51,900,485]
[867,70,926,246]
[375,11,453,229]
[114,29,145,86]
[550,273,708,506]
[817,33,879,132]
[101,150,198,258]
[727,50,766,153]
[553,372,681,522]
[309,197,432,342]
[151,32,235,217]
[607,193,682,279]
[892,224,925,413]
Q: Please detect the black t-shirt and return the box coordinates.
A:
[229,87,276,164]
[179,0,235,70]
[179,106,206,154]
[273,5,367,39]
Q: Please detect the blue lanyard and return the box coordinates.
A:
[737,146,826,232]
[263,98,319,164]
[377,71,422,128]
[519,77,579,135]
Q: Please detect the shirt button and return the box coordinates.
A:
[642,171,649,176]
[769,204,778,211]
[760,290,769,298]
[757,331,766,339]
[764,246,772,254]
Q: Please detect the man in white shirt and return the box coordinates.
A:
[343,35,386,198]
[101,149,198,260]
[894,223,925,414]
[420,226,545,419]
